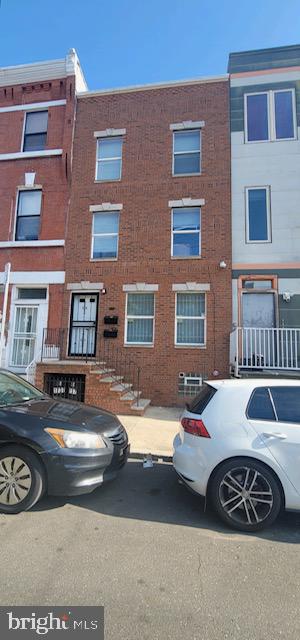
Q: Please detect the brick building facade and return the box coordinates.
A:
[40,76,231,409]
[0,50,86,376]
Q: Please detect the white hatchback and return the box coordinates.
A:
[173,378,300,531]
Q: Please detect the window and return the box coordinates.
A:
[175,293,205,346]
[244,280,273,290]
[15,190,42,241]
[246,187,271,243]
[247,388,276,421]
[23,111,48,151]
[245,90,296,142]
[125,293,154,345]
[172,207,201,257]
[92,212,119,259]
[270,387,300,424]
[17,288,47,300]
[188,383,217,414]
[173,130,201,175]
[96,137,122,181]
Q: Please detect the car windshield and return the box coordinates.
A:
[0,371,44,407]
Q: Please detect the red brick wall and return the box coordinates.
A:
[0,75,76,339]
[63,80,232,406]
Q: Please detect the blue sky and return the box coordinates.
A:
[0,0,300,90]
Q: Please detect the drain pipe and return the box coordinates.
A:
[0,262,11,367]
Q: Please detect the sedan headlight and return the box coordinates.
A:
[45,428,107,449]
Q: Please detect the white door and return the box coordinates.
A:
[249,385,300,496]
[11,306,38,367]
[242,293,276,366]
[69,294,98,356]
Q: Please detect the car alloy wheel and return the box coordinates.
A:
[210,457,282,532]
[0,446,45,514]
[219,466,273,527]
[0,456,32,506]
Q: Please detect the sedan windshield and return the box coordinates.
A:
[0,371,44,407]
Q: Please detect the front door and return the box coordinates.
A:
[69,293,98,357]
[11,306,38,368]
[242,292,276,367]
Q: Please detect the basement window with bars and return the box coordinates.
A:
[175,292,206,346]
[125,293,154,345]
[15,190,42,241]
[23,110,48,151]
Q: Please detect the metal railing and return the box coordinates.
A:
[230,327,300,375]
[41,328,142,406]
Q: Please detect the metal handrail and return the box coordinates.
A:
[41,328,142,406]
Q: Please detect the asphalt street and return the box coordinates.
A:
[1,459,300,640]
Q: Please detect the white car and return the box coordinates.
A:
[173,378,300,532]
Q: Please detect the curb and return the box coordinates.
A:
[129,451,172,463]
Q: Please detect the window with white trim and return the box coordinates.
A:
[172,207,201,257]
[92,211,119,259]
[175,292,205,346]
[246,187,271,243]
[173,130,201,175]
[125,293,154,345]
[245,89,296,142]
[23,111,48,151]
[96,137,123,181]
[15,190,42,241]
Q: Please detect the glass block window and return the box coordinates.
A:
[92,212,119,259]
[125,293,154,344]
[172,207,201,257]
[175,292,205,346]
[173,130,201,175]
[15,190,42,241]
[96,137,123,181]
[23,111,48,151]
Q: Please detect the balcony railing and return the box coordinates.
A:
[230,327,300,376]
[41,327,142,406]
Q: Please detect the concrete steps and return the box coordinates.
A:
[90,362,150,415]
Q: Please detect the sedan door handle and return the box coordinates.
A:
[262,432,287,440]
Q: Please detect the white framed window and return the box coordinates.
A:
[22,110,48,151]
[172,207,201,257]
[95,137,123,181]
[91,211,119,260]
[245,187,271,243]
[125,293,155,345]
[15,190,42,241]
[175,292,206,346]
[173,130,201,175]
[245,89,296,143]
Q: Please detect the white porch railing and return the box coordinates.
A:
[230,327,300,376]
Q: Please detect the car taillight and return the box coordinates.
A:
[181,417,211,438]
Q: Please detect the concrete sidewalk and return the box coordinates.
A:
[118,406,182,457]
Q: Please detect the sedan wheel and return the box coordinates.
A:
[0,457,32,506]
[210,458,282,532]
[0,446,45,514]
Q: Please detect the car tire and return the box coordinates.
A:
[0,445,45,514]
[209,457,282,532]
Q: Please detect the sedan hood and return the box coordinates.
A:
[4,397,121,434]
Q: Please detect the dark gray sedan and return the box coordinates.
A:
[0,369,129,513]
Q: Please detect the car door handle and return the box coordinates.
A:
[262,432,287,440]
